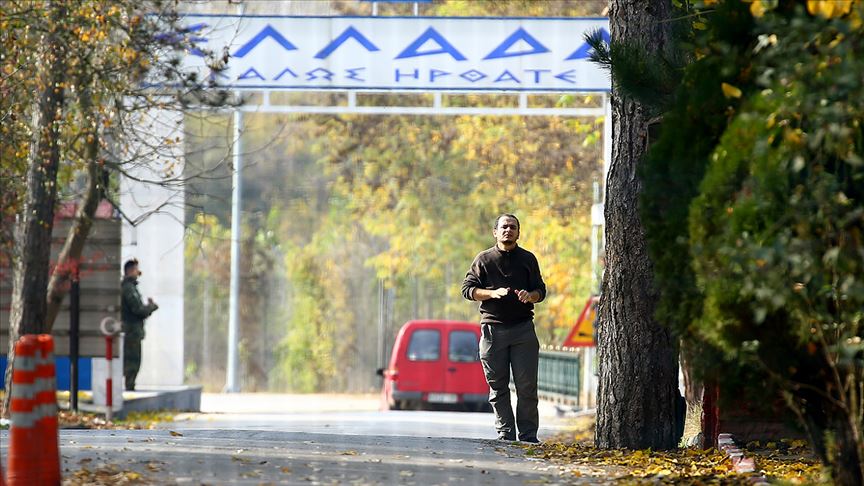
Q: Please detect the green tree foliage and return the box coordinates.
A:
[636,2,755,403]
[184,214,232,387]
[316,113,598,338]
[641,1,863,482]
[184,212,286,391]
[273,240,350,393]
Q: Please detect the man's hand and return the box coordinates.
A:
[472,287,510,301]
[490,287,509,299]
[515,289,537,304]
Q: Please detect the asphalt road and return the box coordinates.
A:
[54,426,572,485]
[173,409,571,440]
[3,395,605,484]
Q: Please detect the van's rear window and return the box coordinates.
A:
[449,331,480,362]
[406,329,440,361]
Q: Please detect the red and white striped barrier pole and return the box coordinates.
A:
[105,334,114,421]
[99,317,121,422]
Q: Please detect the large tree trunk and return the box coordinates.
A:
[3,0,67,416]
[595,0,680,450]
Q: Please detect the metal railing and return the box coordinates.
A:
[505,347,594,408]
[538,349,581,399]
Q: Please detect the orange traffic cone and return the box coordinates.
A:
[7,335,39,485]
[6,334,61,486]
[36,335,60,485]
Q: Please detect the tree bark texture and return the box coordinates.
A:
[3,0,67,415]
[595,0,680,450]
[680,343,703,406]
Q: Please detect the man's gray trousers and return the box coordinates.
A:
[479,319,540,441]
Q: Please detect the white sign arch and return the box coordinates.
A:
[179,15,610,92]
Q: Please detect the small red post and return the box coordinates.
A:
[105,334,113,421]
[702,380,720,449]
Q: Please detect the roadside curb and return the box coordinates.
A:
[718,433,768,484]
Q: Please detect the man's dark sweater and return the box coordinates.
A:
[461,245,547,326]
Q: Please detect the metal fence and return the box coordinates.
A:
[537,349,581,402]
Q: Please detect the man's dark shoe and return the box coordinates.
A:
[497,434,517,441]
[520,437,541,444]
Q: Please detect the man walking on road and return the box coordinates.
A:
[121,258,158,391]
[461,214,546,443]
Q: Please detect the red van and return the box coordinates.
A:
[377,320,490,412]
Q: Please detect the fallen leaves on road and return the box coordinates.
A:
[554,414,596,443]
[756,454,824,483]
[59,411,111,429]
[526,439,826,485]
[745,439,825,483]
[231,455,255,465]
[63,464,148,485]
[527,443,742,484]
[537,413,825,483]
[59,410,176,430]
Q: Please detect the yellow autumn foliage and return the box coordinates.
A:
[807,0,855,17]
[749,0,859,19]
[721,82,742,99]
[529,440,826,484]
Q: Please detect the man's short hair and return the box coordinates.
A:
[494,214,520,230]
[124,258,139,275]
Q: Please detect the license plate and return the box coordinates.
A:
[427,393,458,404]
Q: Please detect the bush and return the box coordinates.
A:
[643,2,864,484]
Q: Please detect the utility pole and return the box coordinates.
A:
[377,279,385,368]
[225,107,243,393]
[225,0,246,392]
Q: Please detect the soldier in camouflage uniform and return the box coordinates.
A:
[121,258,158,391]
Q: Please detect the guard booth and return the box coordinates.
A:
[0,200,122,408]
